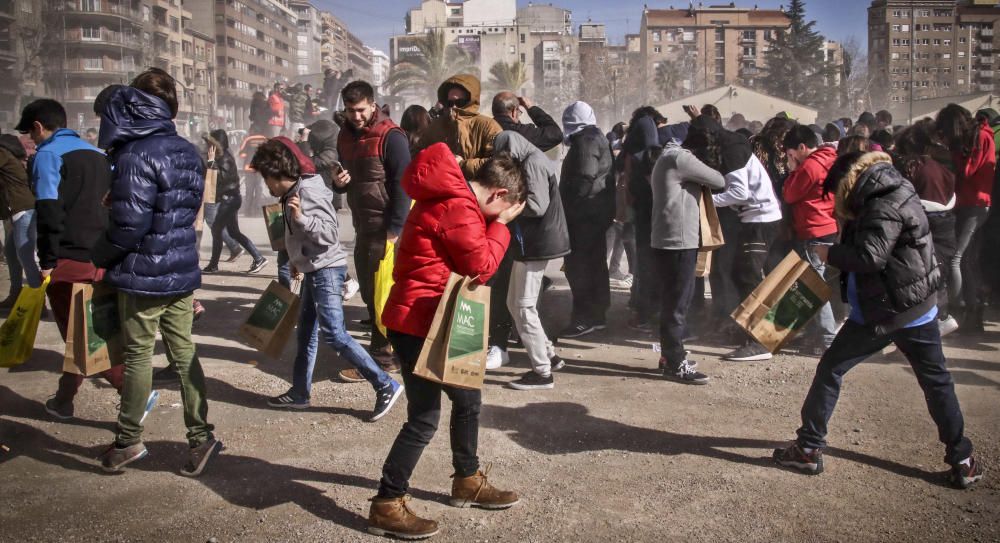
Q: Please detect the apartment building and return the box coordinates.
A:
[288,0,321,78]
[367,46,389,94]
[0,0,26,124]
[869,0,1000,106]
[639,4,790,102]
[319,10,371,82]
[579,23,644,125]
[189,0,297,131]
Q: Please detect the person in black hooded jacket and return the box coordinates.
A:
[202,128,266,274]
[773,150,984,490]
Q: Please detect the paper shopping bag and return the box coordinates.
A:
[194,168,218,232]
[413,275,491,390]
[239,280,300,358]
[695,250,712,278]
[731,251,833,353]
[63,283,122,376]
[699,187,725,251]
[0,276,50,367]
[262,203,286,251]
[373,241,395,338]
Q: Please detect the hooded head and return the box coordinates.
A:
[98,86,176,151]
[207,128,229,152]
[0,134,27,160]
[307,119,338,153]
[437,74,482,114]
[562,101,597,143]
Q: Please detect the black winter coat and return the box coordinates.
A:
[829,153,941,335]
[560,125,615,225]
[495,106,563,153]
[209,129,240,199]
[92,86,204,297]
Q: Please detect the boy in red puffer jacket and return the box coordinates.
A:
[782,124,840,355]
[368,142,526,540]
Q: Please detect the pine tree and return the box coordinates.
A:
[760,0,837,109]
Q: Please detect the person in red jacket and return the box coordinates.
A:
[935,104,995,333]
[782,124,840,354]
[267,83,286,137]
[368,142,527,540]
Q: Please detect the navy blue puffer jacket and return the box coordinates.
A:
[91,86,204,296]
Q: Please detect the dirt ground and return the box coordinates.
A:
[1,216,999,543]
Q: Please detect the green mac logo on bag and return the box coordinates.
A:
[764,280,824,331]
[247,292,289,331]
[447,298,485,360]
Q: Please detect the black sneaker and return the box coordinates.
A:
[267,391,310,409]
[248,257,268,274]
[152,365,181,384]
[99,442,148,472]
[202,264,219,273]
[658,352,697,371]
[592,320,607,332]
[662,361,709,385]
[550,355,566,372]
[507,371,554,390]
[723,341,773,362]
[371,381,404,422]
[949,457,986,489]
[560,323,596,339]
[44,397,74,420]
[772,442,824,474]
[180,437,223,477]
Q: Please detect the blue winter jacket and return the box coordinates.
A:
[91,86,204,296]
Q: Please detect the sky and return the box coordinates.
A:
[313,0,872,53]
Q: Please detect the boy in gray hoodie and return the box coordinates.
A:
[250,137,403,421]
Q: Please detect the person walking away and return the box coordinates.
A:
[268,84,286,138]
[0,135,40,308]
[623,110,664,331]
[91,70,219,476]
[781,124,840,355]
[14,98,130,420]
[201,129,267,274]
[934,104,995,334]
[649,136,725,384]
[368,142,525,539]
[248,91,271,137]
[250,137,404,418]
[333,81,411,380]
[491,92,563,152]
[772,150,985,490]
[559,101,615,339]
[195,135,240,261]
[306,119,342,209]
[495,131,570,390]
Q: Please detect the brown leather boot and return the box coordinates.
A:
[449,466,520,509]
[368,495,439,540]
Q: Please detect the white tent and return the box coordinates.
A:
[889,92,1000,124]
[654,85,819,125]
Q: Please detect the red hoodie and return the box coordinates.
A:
[381,142,510,338]
[953,123,995,208]
[782,145,838,240]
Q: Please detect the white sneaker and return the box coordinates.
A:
[940,315,959,337]
[485,345,509,370]
[343,279,360,301]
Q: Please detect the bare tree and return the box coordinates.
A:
[841,36,885,117]
[10,0,54,118]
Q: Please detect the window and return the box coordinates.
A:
[81,26,100,40]
[892,24,901,32]
[652,31,661,42]
[84,56,103,70]
[81,0,101,12]
[653,46,661,53]
[520,33,525,44]
[742,46,755,57]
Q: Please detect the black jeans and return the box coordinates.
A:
[632,216,662,321]
[796,319,973,466]
[733,220,782,300]
[208,194,262,266]
[655,248,698,369]
[378,330,481,498]
[488,248,514,350]
[565,217,611,325]
[708,207,741,318]
[355,230,391,359]
[927,211,957,319]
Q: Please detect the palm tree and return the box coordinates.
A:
[653,61,682,103]
[486,60,528,94]
[386,29,479,105]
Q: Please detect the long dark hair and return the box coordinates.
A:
[400,105,431,151]
[837,135,872,156]
[682,124,722,172]
[935,103,977,156]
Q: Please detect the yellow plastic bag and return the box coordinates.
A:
[373,240,395,338]
[0,275,51,368]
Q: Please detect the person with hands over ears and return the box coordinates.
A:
[368,143,525,540]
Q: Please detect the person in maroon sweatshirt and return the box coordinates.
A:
[782,125,840,354]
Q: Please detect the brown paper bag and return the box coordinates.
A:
[730,251,833,353]
[63,283,122,376]
[263,203,286,252]
[412,274,491,390]
[194,168,218,232]
[695,250,712,278]
[699,187,725,251]
[239,280,300,358]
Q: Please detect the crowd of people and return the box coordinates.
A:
[0,65,992,539]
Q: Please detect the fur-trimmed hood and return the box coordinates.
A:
[835,151,895,221]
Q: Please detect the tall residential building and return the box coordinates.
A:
[289,0,322,79]
[639,4,790,103]
[868,0,1000,108]
[580,23,643,124]
[0,0,26,124]
[367,46,390,95]
[320,10,371,82]
[189,0,297,131]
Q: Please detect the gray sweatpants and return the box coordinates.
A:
[507,260,556,377]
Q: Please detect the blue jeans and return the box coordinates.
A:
[291,266,393,399]
[4,210,41,296]
[794,236,838,347]
[277,250,291,289]
[203,202,238,255]
[796,319,973,466]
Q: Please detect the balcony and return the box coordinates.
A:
[978,42,993,52]
[63,28,142,50]
[740,66,760,76]
[60,59,135,75]
[52,0,141,22]
[981,28,994,39]
[978,70,994,79]
[978,83,994,92]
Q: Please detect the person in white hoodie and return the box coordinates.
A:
[687,115,783,362]
[250,137,403,421]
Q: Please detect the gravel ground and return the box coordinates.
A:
[1,214,998,543]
